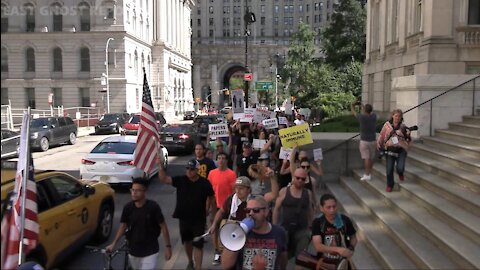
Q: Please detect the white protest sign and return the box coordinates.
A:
[233,113,245,120]
[279,147,293,160]
[232,89,244,114]
[208,123,229,139]
[240,108,255,123]
[253,108,271,123]
[278,117,288,125]
[262,118,278,130]
[253,139,267,149]
[284,100,293,115]
[313,148,323,161]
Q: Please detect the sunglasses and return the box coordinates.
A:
[295,176,307,181]
[245,207,266,213]
[301,165,310,169]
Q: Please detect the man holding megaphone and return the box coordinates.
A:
[221,196,288,270]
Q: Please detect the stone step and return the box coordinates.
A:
[462,115,480,125]
[327,181,416,270]
[357,175,480,269]
[407,151,480,193]
[379,162,480,216]
[448,122,480,136]
[338,177,459,269]
[435,129,480,146]
[422,136,480,159]
[369,165,480,245]
[410,143,480,174]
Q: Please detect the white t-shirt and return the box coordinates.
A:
[294,119,305,125]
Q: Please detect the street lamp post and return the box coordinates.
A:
[243,4,255,108]
[105,37,114,113]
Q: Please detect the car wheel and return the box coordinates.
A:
[68,132,76,145]
[40,137,49,152]
[115,126,120,134]
[93,203,113,243]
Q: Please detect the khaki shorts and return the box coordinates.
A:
[359,140,376,159]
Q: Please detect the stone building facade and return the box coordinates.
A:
[363,0,480,136]
[191,0,338,109]
[1,0,194,120]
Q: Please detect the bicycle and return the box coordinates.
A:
[85,239,130,270]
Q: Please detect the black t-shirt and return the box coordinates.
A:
[236,152,258,177]
[197,157,217,178]
[172,175,214,220]
[120,200,165,257]
[311,214,356,264]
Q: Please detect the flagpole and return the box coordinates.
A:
[18,108,31,265]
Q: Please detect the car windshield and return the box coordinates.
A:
[194,117,215,124]
[162,125,189,133]
[129,115,140,124]
[100,114,120,121]
[91,142,136,154]
[30,119,50,128]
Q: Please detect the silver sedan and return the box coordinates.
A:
[80,135,168,184]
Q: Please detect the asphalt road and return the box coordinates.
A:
[30,132,222,270]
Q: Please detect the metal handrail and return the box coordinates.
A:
[322,74,480,176]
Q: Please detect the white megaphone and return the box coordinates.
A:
[219,217,255,251]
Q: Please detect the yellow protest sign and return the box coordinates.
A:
[278,123,313,148]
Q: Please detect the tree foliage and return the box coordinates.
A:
[321,0,366,69]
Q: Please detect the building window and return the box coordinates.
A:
[261,5,265,13]
[261,17,265,25]
[25,3,35,32]
[80,47,90,71]
[25,88,35,109]
[51,3,63,32]
[25,47,35,72]
[134,51,138,78]
[52,88,62,106]
[79,88,90,107]
[1,47,7,72]
[197,18,201,26]
[1,88,7,105]
[197,8,201,15]
[223,6,230,14]
[468,0,480,24]
[197,29,201,37]
[414,0,423,32]
[299,5,303,12]
[52,47,62,72]
[209,29,214,37]
[274,17,279,25]
[209,6,214,14]
[1,3,8,33]
[274,5,279,13]
[209,18,214,25]
[79,2,90,31]
[260,28,265,36]
[306,4,310,12]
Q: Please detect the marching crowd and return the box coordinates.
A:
[105,105,414,270]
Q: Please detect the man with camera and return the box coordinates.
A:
[377,109,414,192]
[351,101,377,181]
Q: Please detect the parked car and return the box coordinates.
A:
[30,116,78,151]
[183,111,197,120]
[80,135,168,184]
[193,114,226,138]
[219,106,232,115]
[159,124,200,154]
[94,113,128,134]
[123,113,165,135]
[1,160,115,269]
[1,129,20,159]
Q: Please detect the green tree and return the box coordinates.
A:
[321,0,366,69]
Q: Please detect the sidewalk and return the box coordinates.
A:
[77,126,94,137]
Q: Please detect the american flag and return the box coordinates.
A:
[134,70,160,174]
[1,113,38,270]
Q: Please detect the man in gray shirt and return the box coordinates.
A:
[351,101,377,181]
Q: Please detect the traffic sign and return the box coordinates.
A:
[244,73,253,81]
[255,82,273,91]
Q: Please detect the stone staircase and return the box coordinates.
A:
[328,115,480,269]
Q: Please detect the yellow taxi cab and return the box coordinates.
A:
[1,161,115,269]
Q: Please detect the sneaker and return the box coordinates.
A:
[212,252,221,266]
[360,174,371,181]
[386,186,393,192]
[186,262,194,270]
[399,175,405,182]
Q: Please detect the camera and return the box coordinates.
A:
[406,125,418,131]
[378,147,386,159]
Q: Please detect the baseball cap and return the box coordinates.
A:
[242,142,252,148]
[235,176,251,187]
[186,159,200,169]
